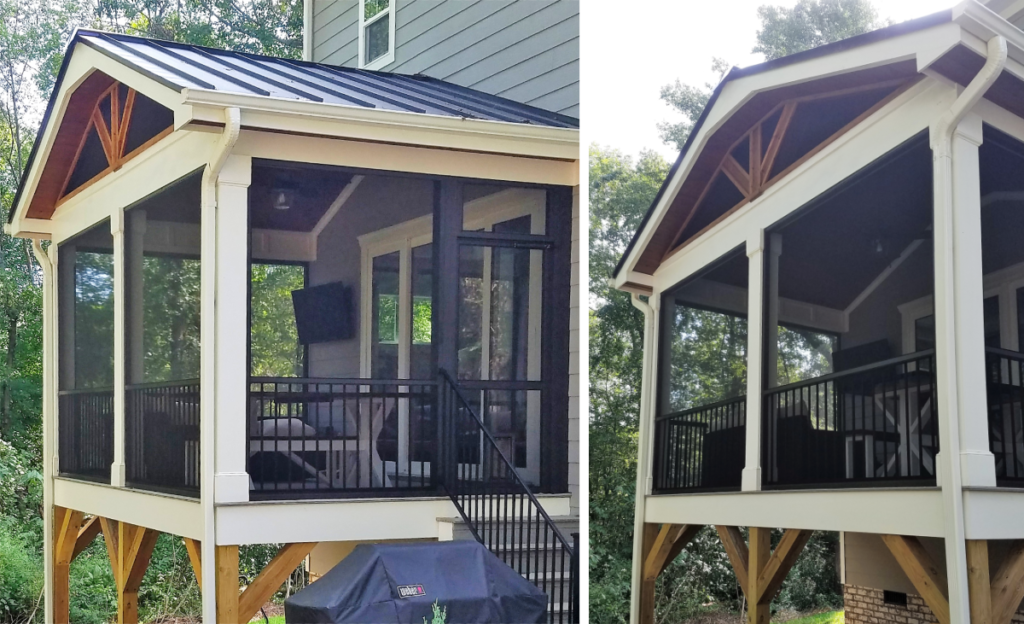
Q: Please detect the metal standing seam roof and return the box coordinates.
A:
[9,29,578,224]
[76,30,579,128]
[611,9,954,280]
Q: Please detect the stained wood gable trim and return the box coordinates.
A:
[660,78,919,265]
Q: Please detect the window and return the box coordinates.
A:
[359,0,395,69]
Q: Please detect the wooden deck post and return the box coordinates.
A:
[748,527,771,624]
[637,524,702,624]
[216,545,240,624]
[53,506,85,624]
[638,523,659,624]
[117,522,159,624]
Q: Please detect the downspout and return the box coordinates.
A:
[303,0,313,61]
[628,292,657,624]
[31,239,55,624]
[199,107,240,624]
[931,34,1006,624]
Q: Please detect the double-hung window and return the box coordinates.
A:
[359,0,395,69]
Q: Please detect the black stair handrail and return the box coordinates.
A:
[437,369,579,624]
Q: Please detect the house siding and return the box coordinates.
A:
[310,0,580,118]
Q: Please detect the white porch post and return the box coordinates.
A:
[628,290,660,624]
[949,115,997,488]
[111,211,126,487]
[743,232,766,491]
[212,154,252,503]
[39,242,57,624]
[127,211,146,385]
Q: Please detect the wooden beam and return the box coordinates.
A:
[721,155,752,200]
[659,525,702,577]
[749,125,762,196]
[643,524,700,580]
[72,515,102,561]
[216,545,240,624]
[99,517,121,588]
[967,540,992,624]
[760,102,796,185]
[748,528,771,624]
[881,534,950,624]
[755,529,813,605]
[715,525,749,592]
[184,538,203,587]
[991,540,1024,624]
[238,542,316,624]
[117,522,159,624]
[638,523,659,624]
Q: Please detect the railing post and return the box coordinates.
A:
[743,232,767,491]
[570,532,580,624]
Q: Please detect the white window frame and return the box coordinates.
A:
[358,0,396,70]
[899,260,1024,354]
[357,188,546,483]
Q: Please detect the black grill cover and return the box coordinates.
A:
[284,541,547,624]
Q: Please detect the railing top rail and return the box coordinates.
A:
[58,386,115,396]
[250,376,439,387]
[656,395,746,422]
[439,368,575,554]
[126,378,201,391]
[765,349,936,395]
[986,346,1024,360]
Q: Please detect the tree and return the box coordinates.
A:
[658,0,888,152]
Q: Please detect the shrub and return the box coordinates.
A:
[0,519,43,623]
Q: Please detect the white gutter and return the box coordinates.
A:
[199,107,240,624]
[628,292,658,624]
[32,239,55,624]
[931,33,1006,624]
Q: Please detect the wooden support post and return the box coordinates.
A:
[643,524,700,581]
[748,528,771,624]
[238,542,316,623]
[755,529,813,605]
[967,540,992,624]
[638,523,659,624]
[216,545,240,624]
[53,506,84,624]
[183,538,202,587]
[882,535,950,624]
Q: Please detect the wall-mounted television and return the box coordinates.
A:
[291,282,354,345]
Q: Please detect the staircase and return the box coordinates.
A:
[436,370,580,624]
[440,515,579,622]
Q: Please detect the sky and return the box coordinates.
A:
[581,0,960,161]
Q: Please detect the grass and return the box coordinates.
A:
[780,611,844,624]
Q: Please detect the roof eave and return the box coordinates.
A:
[180,88,580,162]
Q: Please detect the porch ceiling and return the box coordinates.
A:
[249,162,354,232]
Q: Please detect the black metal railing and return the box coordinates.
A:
[763,350,937,489]
[653,396,746,493]
[437,370,578,624]
[248,377,438,498]
[57,387,114,482]
[986,347,1024,486]
[126,379,200,497]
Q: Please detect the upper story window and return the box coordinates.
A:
[359,0,396,69]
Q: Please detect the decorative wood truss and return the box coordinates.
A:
[53,505,315,624]
[638,523,811,624]
[661,78,918,262]
[59,80,172,205]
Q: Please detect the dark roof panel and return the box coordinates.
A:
[76,30,579,128]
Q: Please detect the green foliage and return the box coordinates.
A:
[657,58,730,152]
[0,518,42,622]
[784,610,845,624]
[141,256,201,382]
[250,263,305,377]
[754,0,889,61]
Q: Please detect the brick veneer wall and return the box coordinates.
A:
[845,584,1024,623]
[844,585,938,624]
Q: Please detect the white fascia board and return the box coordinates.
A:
[8,45,188,236]
[963,489,1024,539]
[179,88,579,161]
[955,0,1024,84]
[646,488,946,537]
[615,21,961,284]
[54,477,204,539]
[651,78,953,294]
